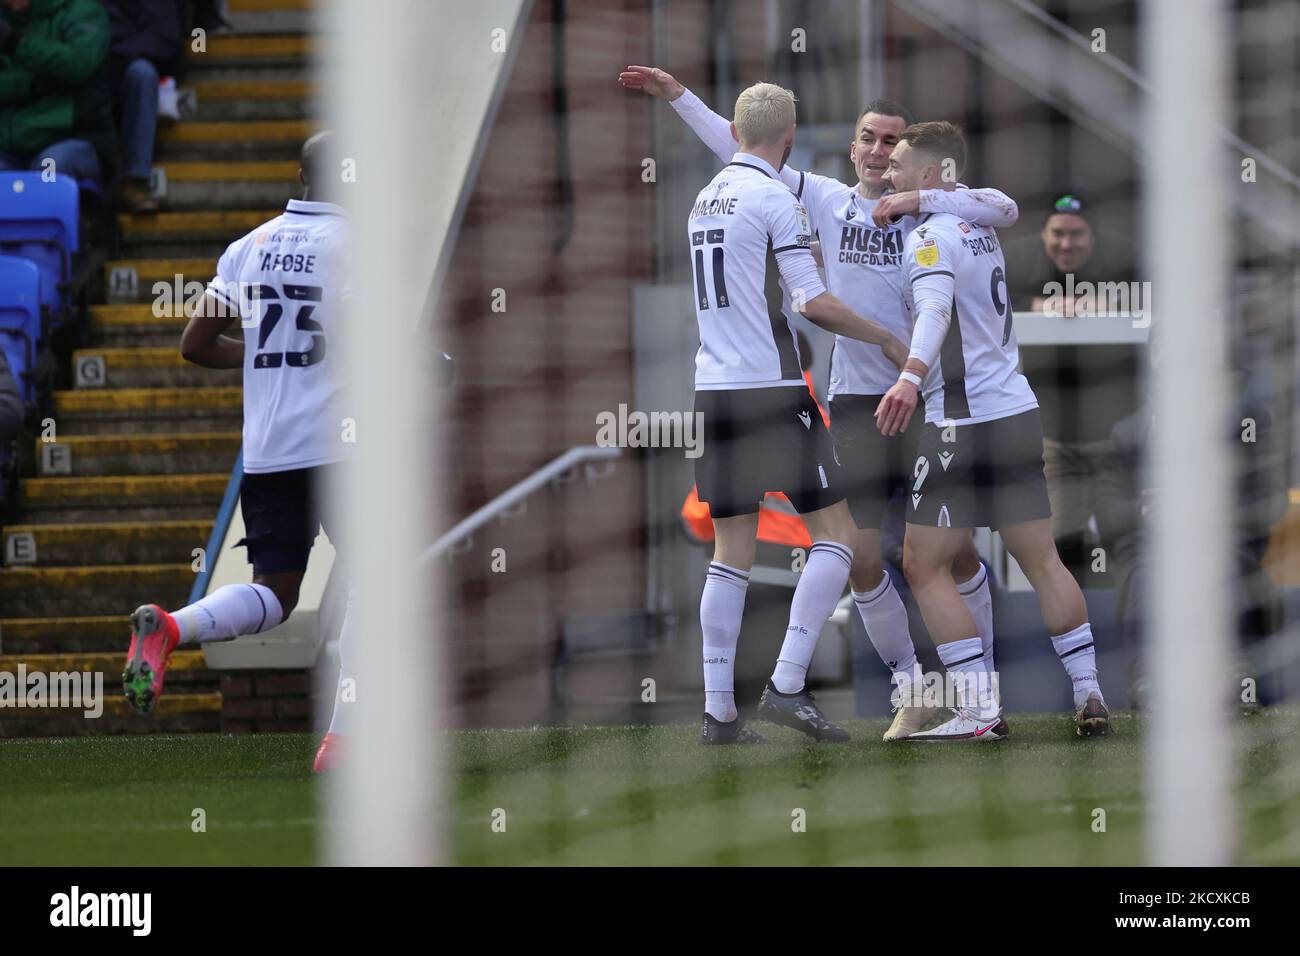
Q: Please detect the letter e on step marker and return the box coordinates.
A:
[5,531,36,566]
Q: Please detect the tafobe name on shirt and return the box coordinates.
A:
[837,225,903,266]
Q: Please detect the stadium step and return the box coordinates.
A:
[154,161,299,211]
[155,119,317,161]
[0,689,222,736]
[33,432,240,477]
[88,304,188,347]
[222,0,314,38]
[104,258,216,302]
[0,615,139,653]
[117,210,282,260]
[188,33,313,68]
[71,347,242,389]
[0,563,196,617]
[21,472,228,511]
[0,648,208,676]
[189,78,315,121]
[3,519,213,567]
[50,386,242,434]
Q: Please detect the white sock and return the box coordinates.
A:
[171,583,283,644]
[327,589,356,736]
[701,562,749,722]
[853,572,920,703]
[1051,622,1103,709]
[937,636,999,718]
[956,562,995,670]
[771,540,853,694]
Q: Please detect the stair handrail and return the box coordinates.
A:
[420,444,619,564]
[190,446,243,603]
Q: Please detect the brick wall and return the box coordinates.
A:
[220,670,312,734]
[437,0,654,726]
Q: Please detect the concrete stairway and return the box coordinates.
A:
[0,3,316,736]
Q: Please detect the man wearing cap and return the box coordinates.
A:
[1003,194,1141,582]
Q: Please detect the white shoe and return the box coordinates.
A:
[903,708,1009,741]
[882,703,950,741]
[158,76,181,123]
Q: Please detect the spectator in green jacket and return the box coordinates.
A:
[0,0,116,185]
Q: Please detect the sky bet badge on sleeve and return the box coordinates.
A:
[915,237,940,267]
[794,202,812,246]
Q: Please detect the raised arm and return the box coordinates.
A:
[619,65,805,194]
[871,186,1020,230]
[921,187,1019,228]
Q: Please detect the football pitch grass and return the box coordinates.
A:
[2,708,1298,866]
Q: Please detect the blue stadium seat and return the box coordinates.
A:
[0,254,43,406]
[0,172,79,322]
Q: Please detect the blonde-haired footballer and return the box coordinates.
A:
[676,81,912,743]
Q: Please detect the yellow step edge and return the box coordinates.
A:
[73,347,188,367]
[106,693,222,715]
[32,432,239,456]
[20,475,229,501]
[161,160,299,182]
[0,694,222,717]
[0,649,207,673]
[196,34,313,59]
[229,0,314,12]
[0,615,146,638]
[117,209,280,237]
[191,78,315,100]
[158,119,315,143]
[3,519,213,539]
[104,258,216,282]
[89,310,189,332]
[52,386,241,414]
[0,563,197,584]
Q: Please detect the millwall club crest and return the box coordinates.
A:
[938,450,954,470]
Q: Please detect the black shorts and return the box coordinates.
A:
[907,408,1052,530]
[235,463,344,575]
[828,393,923,530]
[693,386,844,519]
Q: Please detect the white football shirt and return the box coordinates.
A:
[688,152,826,390]
[901,212,1038,426]
[205,199,350,474]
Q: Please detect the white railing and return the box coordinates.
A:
[420,444,619,563]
